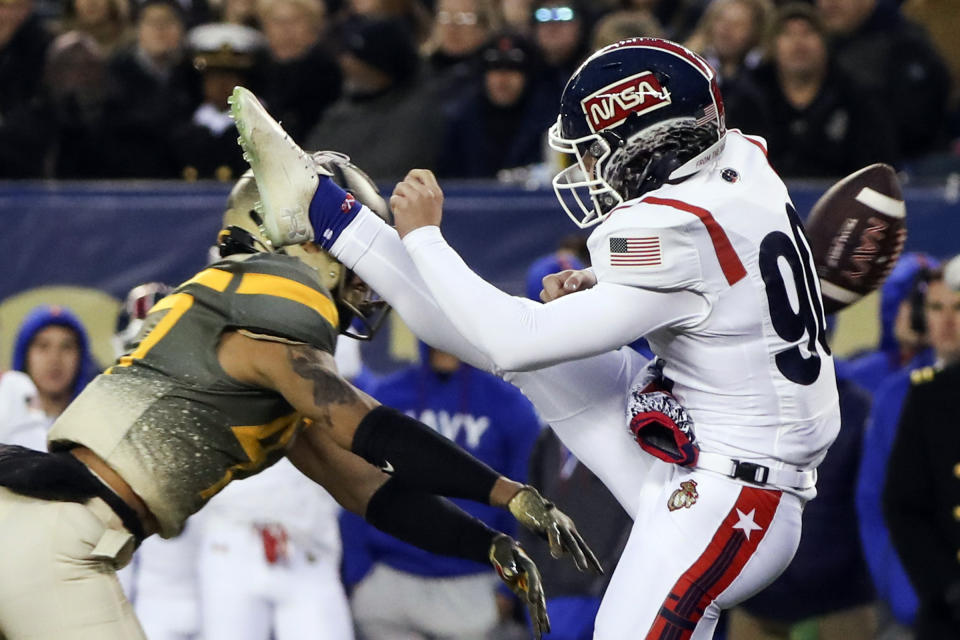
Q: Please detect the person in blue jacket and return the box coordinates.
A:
[12,304,98,419]
[339,341,542,640]
[856,263,960,633]
[842,253,938,393]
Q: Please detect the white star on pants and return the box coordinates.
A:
[732,508,763,540]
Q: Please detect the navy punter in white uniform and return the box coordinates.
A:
[232,36,841,639]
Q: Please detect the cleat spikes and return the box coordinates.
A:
[230,85,318,246]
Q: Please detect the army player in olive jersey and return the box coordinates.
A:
[0,157,599,640]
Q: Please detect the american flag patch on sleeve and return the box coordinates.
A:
[609,236,661,267]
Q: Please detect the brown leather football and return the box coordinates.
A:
[805,163,907,314]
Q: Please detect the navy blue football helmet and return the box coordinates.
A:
[548,38,727,228]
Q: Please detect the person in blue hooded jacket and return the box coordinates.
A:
[339,341,542,640]
[12,304,98,421]
[4,305,99,451]
[842,253,939,394]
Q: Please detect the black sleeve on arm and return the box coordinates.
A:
[352,405,501,503]
[365,477,497,565]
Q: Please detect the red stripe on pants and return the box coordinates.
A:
[645,486,783,640]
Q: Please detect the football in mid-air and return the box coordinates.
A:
[804,163,907,314]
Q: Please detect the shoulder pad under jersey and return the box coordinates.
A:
[587,200,704,291]
[185,253,340,354]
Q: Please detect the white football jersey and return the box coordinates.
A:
[0,372,37,428]
[588,130,840,469]
[0,371,44,449]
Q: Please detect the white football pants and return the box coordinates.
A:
[197,520,354,640]
[130,525,202,640]
[510,351,803,639]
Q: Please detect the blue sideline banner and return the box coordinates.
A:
[2,180,957,302]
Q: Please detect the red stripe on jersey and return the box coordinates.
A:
[640,196,747,286]
[645,487,783,640]
[729,129,776,174]
[740,134,767,157]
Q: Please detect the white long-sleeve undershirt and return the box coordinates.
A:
[330,208,665,517]
[331,207,707,376]
[401,225,710,372]
[330,207,496,372]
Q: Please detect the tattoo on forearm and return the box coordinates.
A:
[287,345,356,408]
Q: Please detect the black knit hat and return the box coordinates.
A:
[480,31,536,73]
[343,17,419,82]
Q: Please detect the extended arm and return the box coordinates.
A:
[387,170,708,372]
[217,331,600,572]
[285,419,551,635]
[285,421,493,562]
[330,204,496,372]
[404,229,705,371]
[332,202,703,374]
[219,330,514,504]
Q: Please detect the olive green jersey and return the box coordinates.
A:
[49,253,340,538]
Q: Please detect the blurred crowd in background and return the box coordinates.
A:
[0,0,958,182]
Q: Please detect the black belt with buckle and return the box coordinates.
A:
[731,460,770,485]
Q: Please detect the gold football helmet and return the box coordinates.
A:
[219,152,391,340]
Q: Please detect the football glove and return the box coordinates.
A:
[507,486,603,574]
[489,534,550,639]
[627,359,699,467]
[627,386,699,467]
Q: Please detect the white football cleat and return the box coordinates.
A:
[229,86,326,247]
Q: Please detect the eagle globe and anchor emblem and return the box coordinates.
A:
[667,479,699,511]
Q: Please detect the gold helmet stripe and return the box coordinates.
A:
[236,272,339,328]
